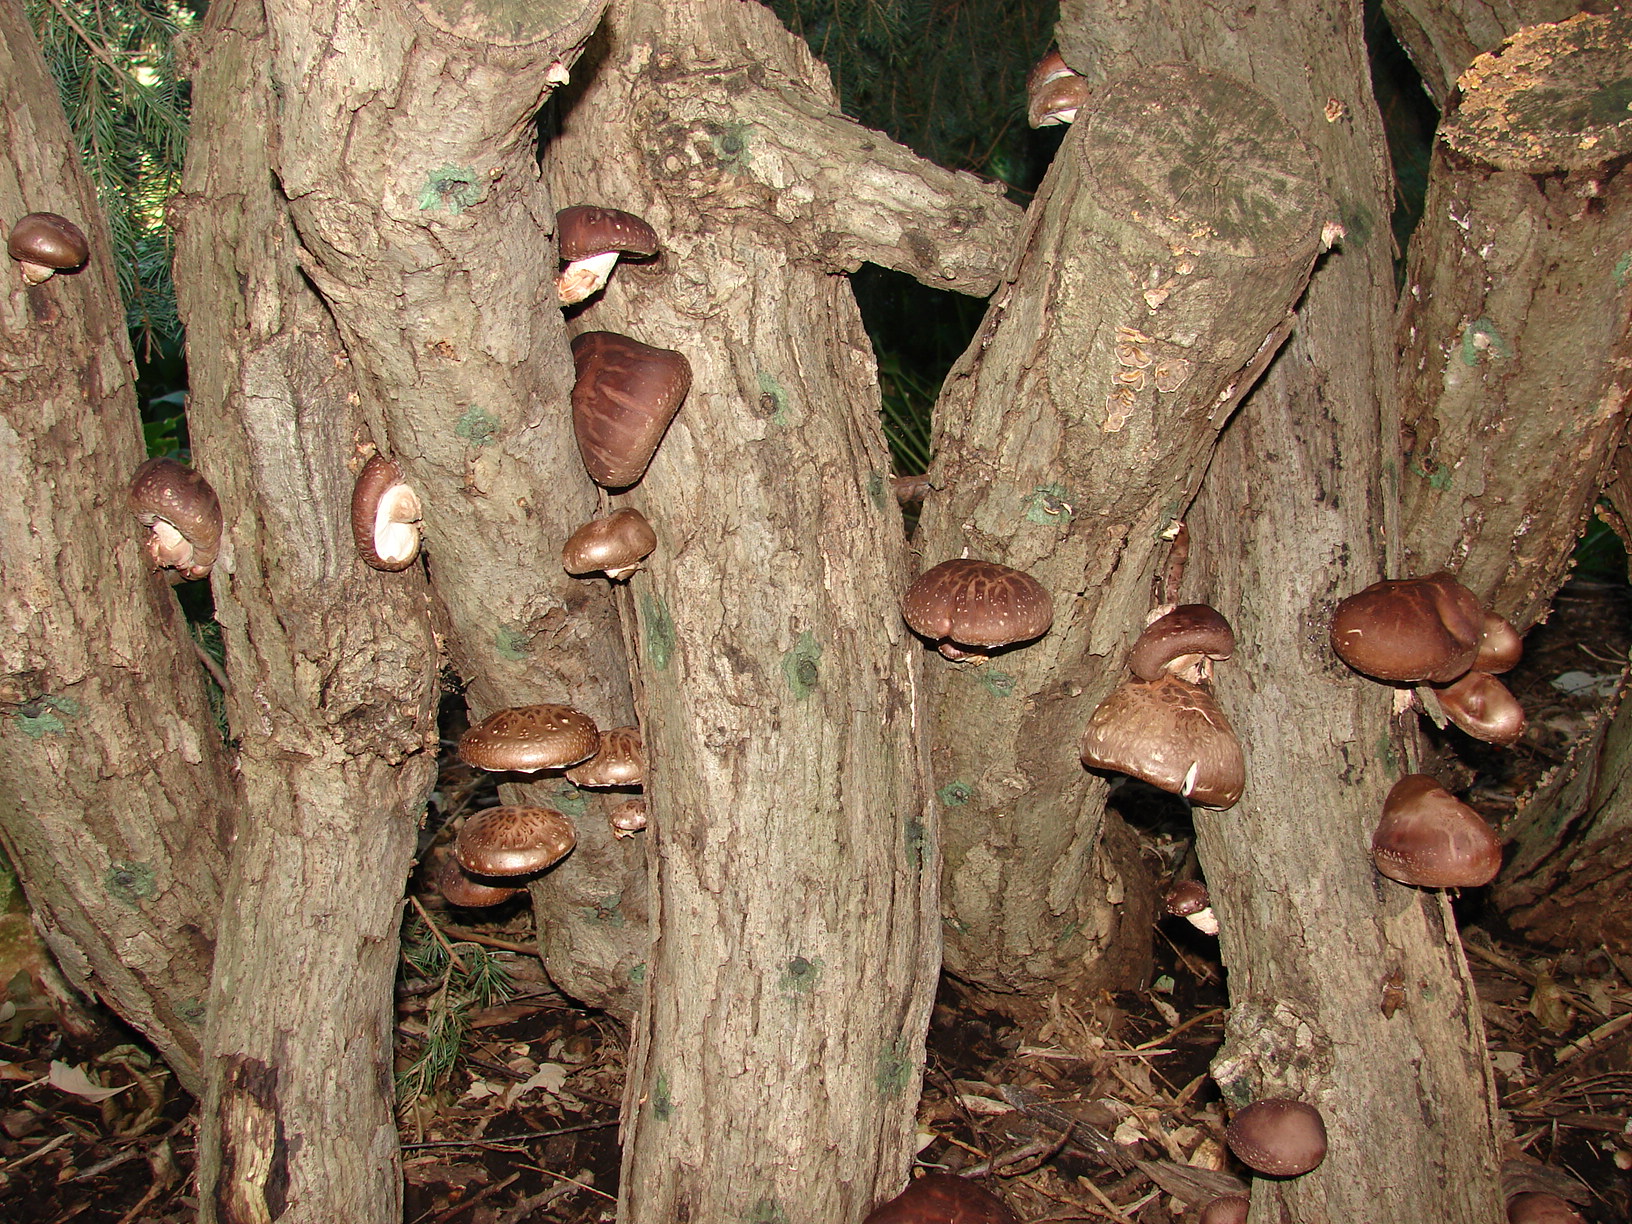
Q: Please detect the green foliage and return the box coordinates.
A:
[396,913,515,1109]
[27,0,195,354]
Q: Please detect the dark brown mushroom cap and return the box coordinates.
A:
[1198,1195,1251,1224]
[1477,611,1524,675]
[1028,72,1091,127]
[862,1173,1020,1224]
[565,724,645,788]
[350,454,422,571]
[1329,572,1483,684]
[1026,48,1073,93]
[1079,675,1245,809]
[458,704,599,773]
[901,559,1054,656]
[8,212,89,281]
[1506,1192,1586,1223]
[556,206,659,262]
[1224,1099,1327,1177]
[128,457,223,580]
[434,853,524,907]
[1371,773,1503,888]
[1163,879,1211,917]
[562,507,657,579]
[1432,670,1526,746]
[454,805,576,877]
[570,331,692,489]
[1129,604,1235,682]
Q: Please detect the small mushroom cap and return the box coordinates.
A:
[1432,670,1526,746]
[902,559,1054,656]
[1079,675,1245,809]
[862,1173,1020,1224]
[556,205,659,262]
[1026,48,1074,93]
[1477,611,1524,674]
[1506,1192,1586,1223]
[562,507,657,579]
[1198,1195,1251,1224]
[565,725,645,788]
[458,704,599,773]
[1371,773,1503,888]
[1330,572,1483,684]
[8,212,89,281]
[1163,879,1211,917]
[570,331,692,488]
[1224,1099,1327,1177]
[1028,73,1091,127]
[128,457,223,580]
[608,796,649,838]
[455,805,577,877]
[435,853,524,907]
[351,454,422,571]
[1129,604,1235,682]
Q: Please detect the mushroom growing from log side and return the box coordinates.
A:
[1431,669,1527,745]
[1164,879,1219,936]
[1476,610,1524,674]
[565,724,645,789]
[458,704,599,774]
[128,457,223,581]
[1198,1195,1251,1224]
[1329,571,1484,684]
[455,805,577,877]
[1371,773,1503,888]
[350,454,422,571]
[1506,1192,1586,1223]
[862,1173,1020,1224]
[1079,674,1245,809]
[435,853,524,907]
[901,558,1054,661]
[1026,49,1089,127]
[1129,603,1235,683]
[562,507,657,580]
[555,205,659,305]
[570,331,692,489]
[608,797,648,839]
[7,211,89,284]
[1224,1098,1328,1177]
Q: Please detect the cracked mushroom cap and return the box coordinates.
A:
[1432,669,1526,746]
[1329,572,1484,684]
[8,212,88,283]
[1128,604,1235,682]
[562,507,657,579]
[458,704,599,773]
[1371,773,1502,888]
[570,331,692,488]
[455,805,576,877]
[902,558,1054,659]
[565,725,645,788]
[1079,674,1245,809]
[1225,1099,1328,1177]
[608,796,648,838]
[862,1173,1020,1224]
[435,853,524,907]
[128,457,223,580]
[351,454,422,571]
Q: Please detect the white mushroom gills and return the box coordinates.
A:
[373,482,422,566]
[556,250,621,306]
[146,519,193,569]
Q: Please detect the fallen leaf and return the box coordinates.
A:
[49,1060,130,1102]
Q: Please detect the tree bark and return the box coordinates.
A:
[1396,11,1632,628]
[911,65,1328,997]
[545,3,953,1218]
[1064,1,1506,1220]
[172,2,442,1219]
[253,0,651,1015]
[0,0,229,1095]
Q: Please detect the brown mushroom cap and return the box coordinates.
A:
[1079,675,1245,809]
[1028,72,1091,127]
[1329,572,1483,684]
[565,725,645,788]
[1477,611,1524,674]
[1224,1099,1327,1177]
[570,331,692,488]
[8,212,89,283]
[862,1173,1020,1224]
[902,559,1054,658]
[455,805,576,877]
[1163,879,1211,917]
[1129,604,1235,682]
[128,457,223,580]
[608,796,649,838]
[1198,1195,1251,1224]
[351,454,422,571]
[458,704,599,773]
[1506,1192,1586,1223]
[1432,670,1526,746]
[434,853,524,907]
[562,507,658,579]
[1371,773,1503,888]
[556,206,659,263]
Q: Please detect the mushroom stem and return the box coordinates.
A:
[556,250,621,305]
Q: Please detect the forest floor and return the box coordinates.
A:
[1,581,1630,1223]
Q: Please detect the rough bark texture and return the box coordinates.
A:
[173,2,442,1219]
[545,4,944,1219]
[0,0,229,1094]
[1397,11,1632,629]
[254,0,649,1015]
[1064,1,1506,1220]
[911,67,1328,996]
